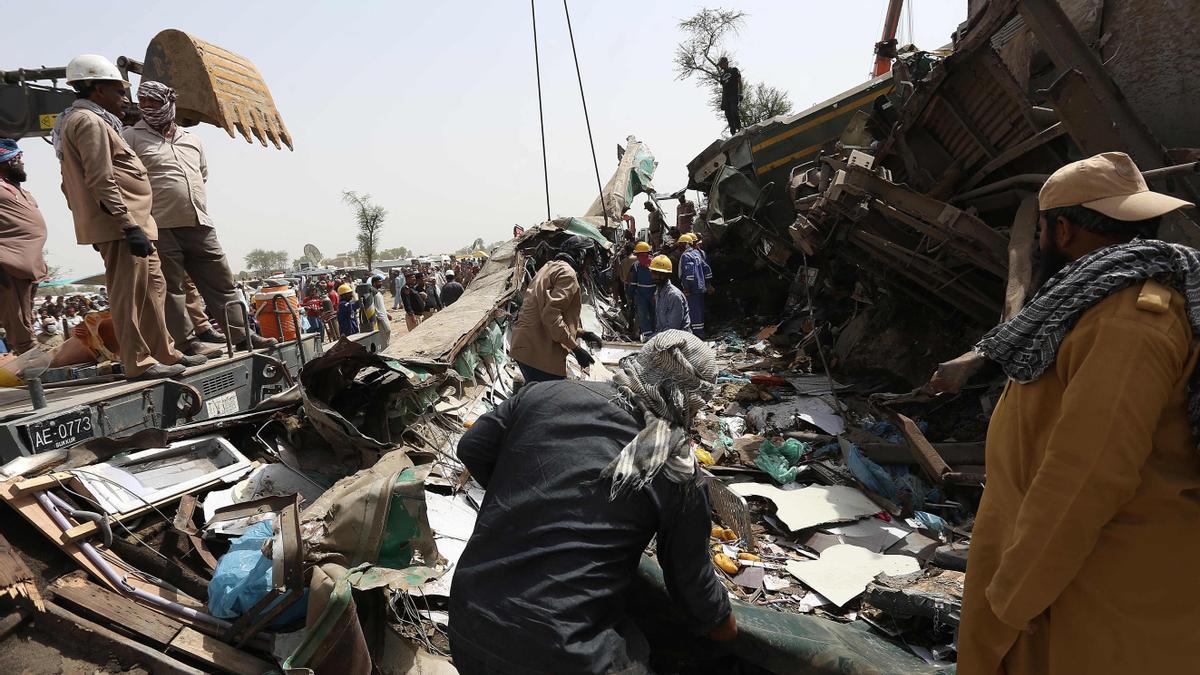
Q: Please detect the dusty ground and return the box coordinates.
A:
[0,622,150,675]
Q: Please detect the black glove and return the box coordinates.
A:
[124,227,154,258]
[572,345,595,369]
[578,330,603,350]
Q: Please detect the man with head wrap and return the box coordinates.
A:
[122,80,275,354]
[952,153,1200,675]
[0,139,49,353]
[451,330,737,674]
[510,235,603,382]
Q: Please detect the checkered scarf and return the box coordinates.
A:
[976,239,1200,445]
[136,81,176,135]
[51,99,124,159]
[603,329,718,498]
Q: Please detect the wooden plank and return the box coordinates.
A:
[39,601,207,675]
[10,472,72,497]
[51,575,183,647]
[0,478,121,592]
[0,531,44,610]
[168,627,277,675]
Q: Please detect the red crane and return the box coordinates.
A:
[873,0,906,77]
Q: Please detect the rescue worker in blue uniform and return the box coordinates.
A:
[627,241,656,341]
[677,233,713,338]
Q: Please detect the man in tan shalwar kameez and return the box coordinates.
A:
[949,153,1200,674]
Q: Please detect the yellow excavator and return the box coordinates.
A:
[0,28,291,150]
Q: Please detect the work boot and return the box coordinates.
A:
[129,363,186,381]
[182,340,223,358]
[176,353,208,368]
[193,328,226,345]
[236,333,278,351]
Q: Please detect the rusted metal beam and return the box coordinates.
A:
[1018,0,1165,168]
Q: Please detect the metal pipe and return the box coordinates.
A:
[222,301,253,357]
[1142,162,1200,180]
[34,490,230,631]
[955,162,1200,204]
[27,378,47,410]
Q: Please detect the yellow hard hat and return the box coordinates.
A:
[337,284,353,295]
[633,241,652,253]
[678,233,698,244]
[650,255,673,273]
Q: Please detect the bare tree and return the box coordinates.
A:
[342,191,388,272]
[674,8,793,131]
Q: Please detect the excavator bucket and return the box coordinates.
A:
[141,29,293,150]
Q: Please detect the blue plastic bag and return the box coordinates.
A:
[208,519,307,626]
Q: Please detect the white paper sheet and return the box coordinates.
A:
[785,544,921,606]
[730,483,880,532]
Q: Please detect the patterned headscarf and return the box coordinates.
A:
[976,239,1200,449]
[136,81,177,134]
[0,139,20,164]
[603,329,718,498]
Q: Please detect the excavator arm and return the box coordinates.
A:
[0,29,291,150]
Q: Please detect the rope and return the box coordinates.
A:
[531,0,551,222]
[562,0,609,231]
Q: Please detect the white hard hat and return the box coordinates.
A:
[65,54,127,85]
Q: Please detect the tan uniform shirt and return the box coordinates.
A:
[0,180,49,280]
[58,110,157,244]
[121,121,211,228]
[510,260,581,376]
[958,280,1200,675]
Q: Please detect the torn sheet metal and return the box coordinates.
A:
[299,338,414,463]
[785,544,921,607]
[746,395,844,435]
[69,435,252,516]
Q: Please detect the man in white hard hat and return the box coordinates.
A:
[52,54,203,379]
[0,139,49,354]
[954,152,1200,675]
[122,80,275,354]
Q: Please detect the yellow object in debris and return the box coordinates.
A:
[694,448,715,465]
[713,553,740,575]
[463,420,475,428]
[719,527,738,542]
[737,552,761,562]
[710,525,724,539]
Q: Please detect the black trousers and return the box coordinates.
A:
[724,101,741,134]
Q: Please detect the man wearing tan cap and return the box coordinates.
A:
[954,152,1200,674]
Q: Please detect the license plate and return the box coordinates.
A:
[205,391,240,418]
[27,409,95,453]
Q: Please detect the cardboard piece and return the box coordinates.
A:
[785,544,921,607]
[823,519,911,553]
[730,483,879,532]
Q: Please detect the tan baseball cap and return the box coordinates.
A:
[1038,152,1193,221]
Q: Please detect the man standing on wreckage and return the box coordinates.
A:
[932,152,1200,674]
[509,235,603,382]
[449,329,737,674]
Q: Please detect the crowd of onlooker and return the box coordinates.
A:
[0,291,109,354]
[230,257,483,348]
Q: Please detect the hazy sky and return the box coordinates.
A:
[8,1,965,278]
